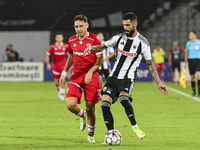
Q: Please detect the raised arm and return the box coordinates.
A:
[146,59,169,95]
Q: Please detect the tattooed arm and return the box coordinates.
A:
[146,59,169,95]
[84,43,108,54]
[146,59,161,85]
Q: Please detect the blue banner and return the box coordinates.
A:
[44,61,173,82]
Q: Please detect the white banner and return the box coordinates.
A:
[0,62,44,81]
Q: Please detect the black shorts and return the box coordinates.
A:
[99,69,110,80]
[101,77,134,103]
[188,59,200,75]
[171,62,181,72]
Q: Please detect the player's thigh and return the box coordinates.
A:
[188,59,196,75]
[195,59,200,72]
[171,63,176,72]
[177,63,181,72]
[117,78,134,97]
[66,83,83,104]
[102,77,118,103]
[84,75,101,103]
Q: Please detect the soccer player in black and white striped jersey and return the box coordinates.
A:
[84,12,169,140]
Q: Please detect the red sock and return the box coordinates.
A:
[88,124,96,136]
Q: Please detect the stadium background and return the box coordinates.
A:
[0,0,196,82]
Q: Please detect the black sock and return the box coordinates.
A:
[198,80,200,94]
[120,99,136,125]
[191,81,196,93]
[101,101,114,130]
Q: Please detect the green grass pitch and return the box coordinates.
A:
[0,81,200,150]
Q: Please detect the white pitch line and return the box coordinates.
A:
[167,86,200,102]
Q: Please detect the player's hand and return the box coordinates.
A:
[60,75,66,85]
[84,46,91,55]
[47,64,51,70]
[168,62,172,66]
[84,71,93,84]
[157,83,169,95]
[184,62,187,69]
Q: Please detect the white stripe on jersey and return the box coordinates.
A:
[105,32,151,80]
[54,52,65,55]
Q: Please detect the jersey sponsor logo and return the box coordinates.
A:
[86,43,91,47]
[103,87,112,94]
[117,48,137,57]
[73,51,90,56]
[133,45,137,49]
[103,87,107,92]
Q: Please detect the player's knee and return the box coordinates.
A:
[101,100,111,108]
[66,102,76,111]
[86,106,94,117]
[119,95,129,106]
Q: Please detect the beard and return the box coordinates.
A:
[125,29,135,37]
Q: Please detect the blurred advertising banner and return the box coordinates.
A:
[0,62,44,81]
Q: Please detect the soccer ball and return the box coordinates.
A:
[104,129,122,146]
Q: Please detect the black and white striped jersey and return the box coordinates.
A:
[104,32,151,80]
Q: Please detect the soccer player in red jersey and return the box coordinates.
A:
[60,14,103,143]
[46,33,69,100]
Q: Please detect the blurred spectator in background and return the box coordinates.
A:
[185,30,200,97]
[153,44,165,83]
[190,0,200,19]
[4,44,19,61]
[46,33,69,100]
[168,40,185,83]
[97,32,115,82]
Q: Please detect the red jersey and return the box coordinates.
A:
[68,32,102,74]
[47,42,69,68]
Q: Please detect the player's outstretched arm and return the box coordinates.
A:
[60,55,74,85]
[84,43,108,55]
[146,59,169,95]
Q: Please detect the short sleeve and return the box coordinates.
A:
[169,49,172,55]
[47,46,53,55]
[68,40,73,55]
[65,44,69,55]
[104,35,120,48]
[142,43,152,60]
[186,41,189,51]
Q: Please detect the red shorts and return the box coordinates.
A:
[52,67,64,79]
[66,72,101,104]
[155,63,164,71]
